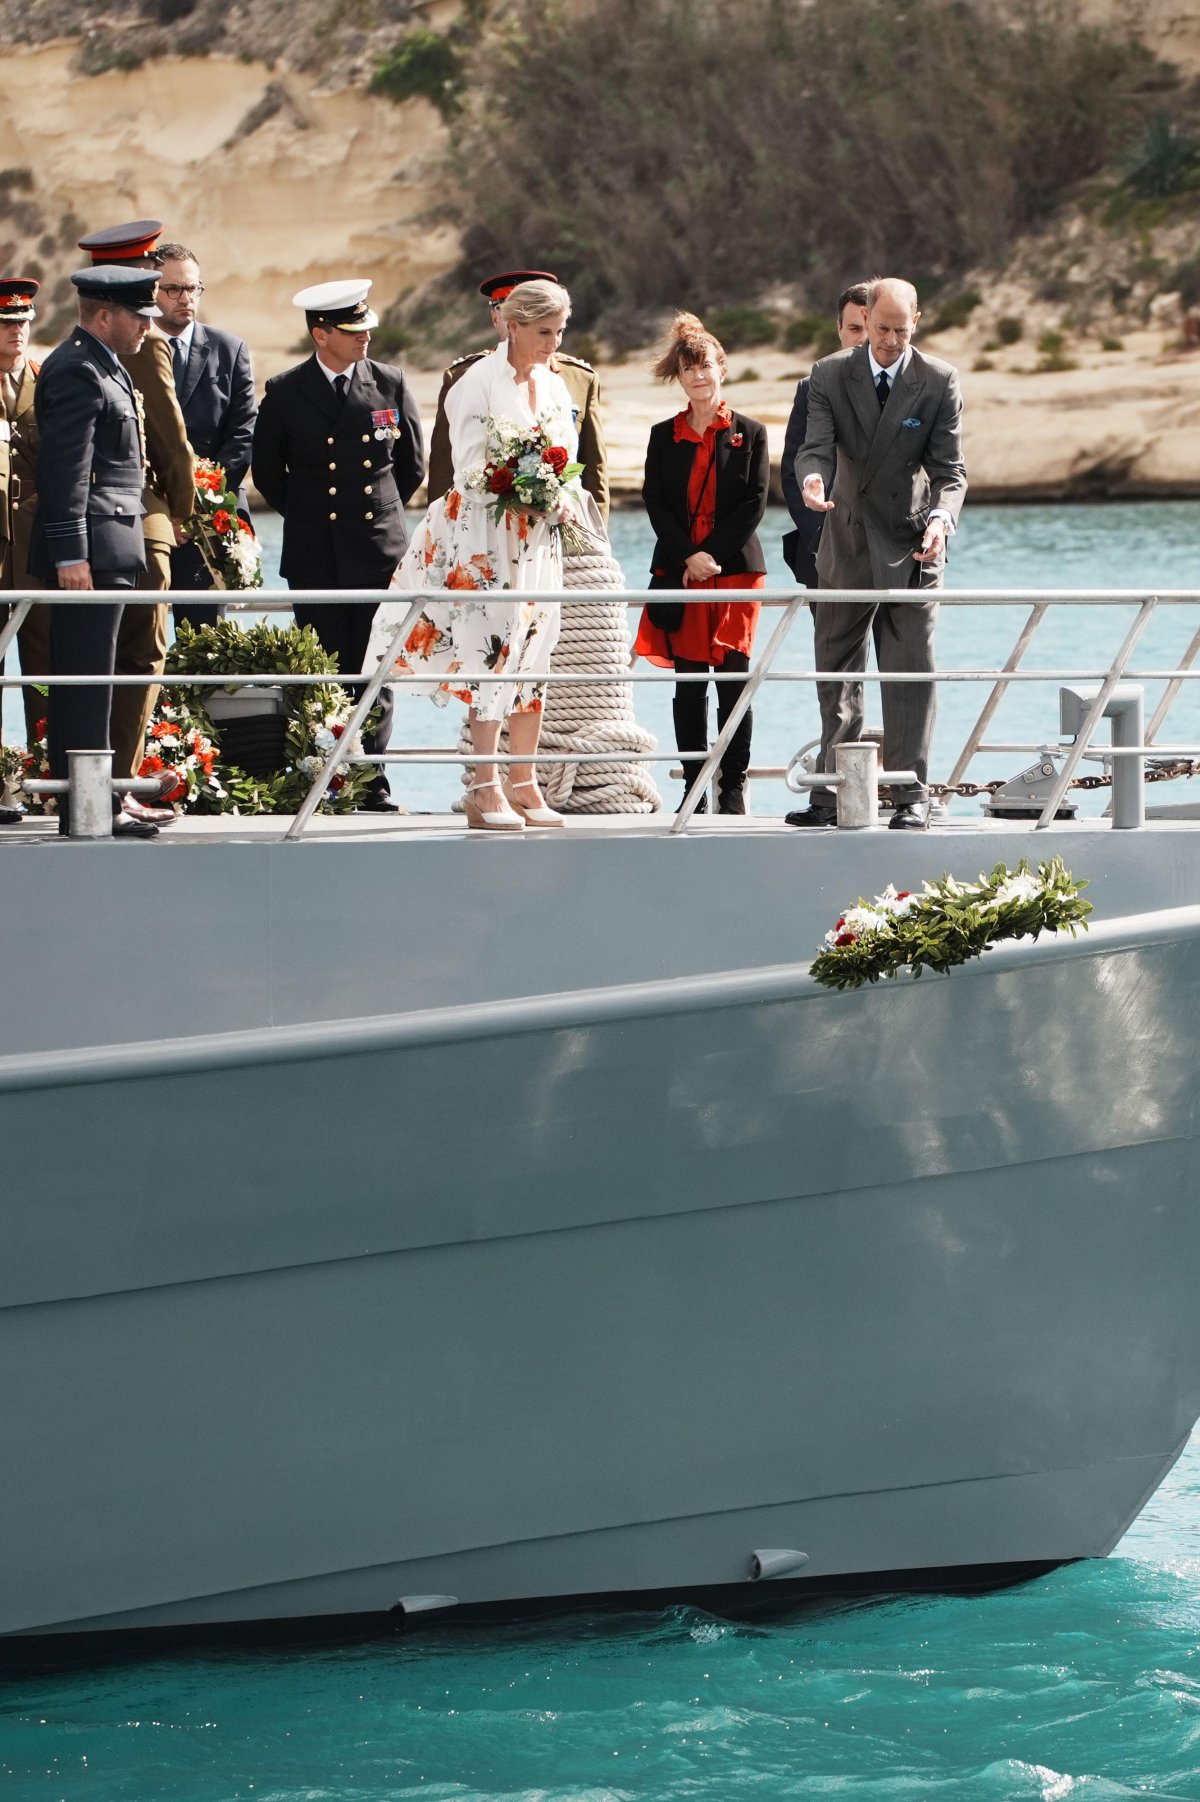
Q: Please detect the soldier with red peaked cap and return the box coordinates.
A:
[77,219,194,816]
[426,268,608,517]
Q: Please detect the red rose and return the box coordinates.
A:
[834,932,857,947]
[543,445,569,475]
[237,517,253,535]
[488,466,515,494]
[212,508,231,534]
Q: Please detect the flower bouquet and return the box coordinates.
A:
[138,695,226,809]
[183,458,263,591]
[810,858,1091,991]
[462,413,587,548]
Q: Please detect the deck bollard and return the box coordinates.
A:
[835,742,879,829]
[1059,684,1145,831]
[67,750,117,839]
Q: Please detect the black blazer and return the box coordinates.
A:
[252,355,425,588]
[642,410,769,586]
[30,328,147,583]
[780,376,822,587]
[177,322,257,510]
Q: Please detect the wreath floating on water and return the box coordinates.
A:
[148,620,378,814]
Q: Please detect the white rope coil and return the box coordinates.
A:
[454,537,663,813]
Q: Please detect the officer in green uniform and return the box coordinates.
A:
[427,269,609,519]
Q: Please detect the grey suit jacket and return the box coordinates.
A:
[795,343,966,590]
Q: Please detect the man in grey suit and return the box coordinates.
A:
[789,277,967,830]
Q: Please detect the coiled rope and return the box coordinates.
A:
[454,538,663,813]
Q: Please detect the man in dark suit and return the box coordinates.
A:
[31,266,167,838]
[790,277,967,831]
[427,269,609,517]
[251,278,424,812]
[155,240,257,629]
[780,282,872,586]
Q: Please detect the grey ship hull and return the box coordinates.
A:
[2,820,1198,1635]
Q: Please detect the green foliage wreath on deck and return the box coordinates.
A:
[810,859,1092,991]
[156,621,378,815]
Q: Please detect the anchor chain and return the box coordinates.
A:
[927,758,1200,800]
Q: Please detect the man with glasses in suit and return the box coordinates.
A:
[155,241,257,630]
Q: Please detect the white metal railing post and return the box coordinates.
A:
[0,596,31,664]
[1145,621,1200,746]
[285,597,425,843]
[1034,597,1158,829]
[668,594,805,835]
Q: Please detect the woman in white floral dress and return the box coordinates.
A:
[390,279,581,831]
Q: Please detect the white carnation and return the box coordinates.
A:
[991,872,1043,907]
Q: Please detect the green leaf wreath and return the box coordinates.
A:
[810,858,1092,991]
[158,620,380,814]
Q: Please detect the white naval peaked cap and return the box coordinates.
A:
[292,278,379,331]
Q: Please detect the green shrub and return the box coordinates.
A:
[1121,111,1200,200]
[1036,328,1066,354]
[996,315,1024,344]
[1172,255,1200,309]
[1037,350,1078,372]
[973,355,995,371]
[929,289,981,332]
[707,306,777,350]
[450,0,1161,326]
[370,28,463,117]
[0,167,33,194]
[1100,335,1124,352]
[733,367,761,383]
[367,322,410,358]
[782,313,827,352]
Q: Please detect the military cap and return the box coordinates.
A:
[293,278,378,332]
[77,219,164,265]
[0,277,38,322]
[479,269,558,304]
[70,265,162,317]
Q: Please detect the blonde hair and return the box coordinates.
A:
[652,311,728,383]
[500,279,572,326]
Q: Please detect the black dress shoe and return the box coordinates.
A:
[112,813,160,839]
[888,804,927,831]
[784,807,835,827]
[358,795,400,814]
[0,803,22,826]
[717,788,746,816]
[676,790,709,814]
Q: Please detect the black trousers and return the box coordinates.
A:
[291,597,393,801]
[672,649,752,801]
[48,573,134,822]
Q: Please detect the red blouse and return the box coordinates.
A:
[634,404,764,669]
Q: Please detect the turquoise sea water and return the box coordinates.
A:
[2,1430,1199,1801]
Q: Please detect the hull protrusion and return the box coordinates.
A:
[391,1594,459,1615]
[750,1548,810,1581]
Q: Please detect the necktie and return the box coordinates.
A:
[0,369,16,415]
[876,369,890,411]
[171,336,187,396]
[333,374,348,404]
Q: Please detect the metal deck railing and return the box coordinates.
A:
[5,587,1200,838]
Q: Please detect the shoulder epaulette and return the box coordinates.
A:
[556,353,596,372]
[447,350,488,372]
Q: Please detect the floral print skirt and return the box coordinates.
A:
[381,488,563,722]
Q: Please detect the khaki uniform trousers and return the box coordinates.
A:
[109,529,171,781]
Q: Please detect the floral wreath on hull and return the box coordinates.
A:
[810,859,1092,990]
[150,620,378,814]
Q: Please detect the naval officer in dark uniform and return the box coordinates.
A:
[31,266,165,837]
[427,269,609,518]
[252,278,424,812]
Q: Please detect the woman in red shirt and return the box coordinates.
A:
[635,313,769,813]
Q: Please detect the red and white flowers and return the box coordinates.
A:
[463,412,584,534]
[138,696,225,808]
[184,458,263,591]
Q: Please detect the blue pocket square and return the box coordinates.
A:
[902,416,922,428]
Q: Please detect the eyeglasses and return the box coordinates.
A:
[159,283,204,299]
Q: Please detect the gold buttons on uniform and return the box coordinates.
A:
[329,461,336,470]
[363,484,371,494]
[327,436,335,446]
[362,433,369,443]
[328,486,337,495]
[329,512,337,521]
[365,510,374,520]
[362,458,371,468]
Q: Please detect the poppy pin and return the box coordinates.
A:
[729,431,743,448]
